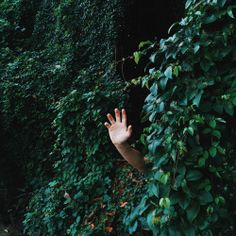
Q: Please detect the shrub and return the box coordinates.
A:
[126,0,236,235]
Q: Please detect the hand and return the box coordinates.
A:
[104,108,132,146]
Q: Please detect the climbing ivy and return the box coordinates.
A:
[1,0,236,235]
[0,0,145,235]
[126,0,236,235]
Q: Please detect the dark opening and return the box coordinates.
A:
[117,0,185,139]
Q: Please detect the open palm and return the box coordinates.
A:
[104,108,132,145]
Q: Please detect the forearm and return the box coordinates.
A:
[114,142,148,173]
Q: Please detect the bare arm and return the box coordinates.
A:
[104,108,148,173]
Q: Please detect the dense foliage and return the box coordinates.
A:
[128,0,236,235]
[0,0,145,235]
[0,0,236,235]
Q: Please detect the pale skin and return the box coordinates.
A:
[104,108,148,173]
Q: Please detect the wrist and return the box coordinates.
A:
[114,141,130,151]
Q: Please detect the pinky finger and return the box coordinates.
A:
[104,122,111,129]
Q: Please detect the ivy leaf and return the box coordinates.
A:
[150,83,158,96]
[150,52,157,63]
[128,220,138,234]
[212,130,221,139]
[232,97,236,106]
[192,92,202,107]
[209,120,216,128]
[173,65,180,77]
[147,211,159,233]
[227,9,234,18]
[159,197,171,208]
[186,170,203,181]
[218,0,227,7]
[186,202,200,222]
[133,51,141,64]
[185,0,192,9]
[183,225,195,236]
[159,102,165,112]
[160,77,169,90]
[148,139,163,154]
[164,66,172,79]
[179,196,191,210]
[193,44,200,54]
[198,157,206,167]
[224,103,234,116]
[209,146,217,157]
[199,191,213,205]
[149,184,159,197]
[138,40,152,49]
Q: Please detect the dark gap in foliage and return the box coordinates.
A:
[116,0,184,140]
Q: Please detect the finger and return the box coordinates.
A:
[114,108,121,122]
[104,122,111,129]
[122,108,127,126]
[127,125,132,137]
[107,113,115,124]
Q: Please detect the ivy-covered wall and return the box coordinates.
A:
[129,0,236,235]
[0,0,236,235]
[0,0,136,234]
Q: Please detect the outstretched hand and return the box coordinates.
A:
[104,108,132,146]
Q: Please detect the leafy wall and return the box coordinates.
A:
[128,0,236,235]
[0,0,236,235]
[0,0,141,235]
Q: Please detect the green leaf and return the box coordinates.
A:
[160,172,170,184]
[184,226,195,236]
[179,196,190,210]
[138,40,152,49]
[164,66,172,79]
[186,202,200,222]
[150,83,158,96]
[148,139,163,154]
[209,146,217,157]
[188,127,194,136]
[217,146,225,155]
[173,65,179,77]
[159,197,171,208]
[150,52,157,63]
[149,184,159,197]
[224,103,234,116]
[227,9,235,18]
[232,97,236,106]
[160,77,168,89]
[147,210,159,232]
[186,170,203,181]
[185,0,192,9]
[193,44,200,54]
[218,0,227,7]
[212,130,221,139]
[199,191,213,204]
[133,51,141,64]
[192,92,202,107]
[159,102,164,112]
[198,157,206,167]
[209,120,216,128]
[129,220,138,234]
